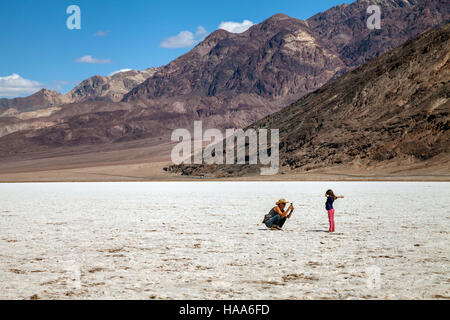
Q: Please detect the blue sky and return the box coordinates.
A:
[0,0,352,98]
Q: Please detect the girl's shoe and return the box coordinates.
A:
[271,226,283,230]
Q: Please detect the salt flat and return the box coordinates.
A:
[0,182,449,299]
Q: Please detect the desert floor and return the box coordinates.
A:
[0,181,449,299]
[0,138,449,182]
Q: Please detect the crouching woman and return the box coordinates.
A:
[263,199,294,230]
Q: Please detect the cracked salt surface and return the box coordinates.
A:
[0,182,449,299]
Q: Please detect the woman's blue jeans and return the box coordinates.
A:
[265,214,287,229]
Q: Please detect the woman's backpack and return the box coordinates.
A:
[262,208,277,224]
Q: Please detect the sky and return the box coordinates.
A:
[0,0,353,98]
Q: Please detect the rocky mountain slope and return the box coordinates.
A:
[0,89,71,114]
[171,22,449,177]
[307,0,450,67]
[0,0,448,164]
[0,68,161,115]
[123,0,449,127]
[66,67,161,103]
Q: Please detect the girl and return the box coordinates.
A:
[325,189,344,232]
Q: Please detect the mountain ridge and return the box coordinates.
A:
[170,22,450,177]
[0,67,162,114]
[0,0,448,169]
[122,0,449,126]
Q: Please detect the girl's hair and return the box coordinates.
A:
[326,189,337,200]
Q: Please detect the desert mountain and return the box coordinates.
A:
[66,67,161,103]
[123,0,449,127]
[171,22,449,177]
[0,88,71,114]
[0,67,161,115]
[0,0,448,163]
[307,0,450,67]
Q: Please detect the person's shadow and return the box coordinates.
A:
[306,230,329,233]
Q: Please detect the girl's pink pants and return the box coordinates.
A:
[327,209,335,232]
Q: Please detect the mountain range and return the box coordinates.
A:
[0,0,448,179]
[0,67,161,113]
[169,21,449,177]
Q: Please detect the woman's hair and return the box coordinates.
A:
[326,189,337,200]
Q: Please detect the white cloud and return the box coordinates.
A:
[94,31,108,37]
[160,26,209,49]
[0,74,44,98]
[109,69,132,76]
[195,26,208,38]
[218,19,255,33]
[75,55,111,64]
[161,31,195,48]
